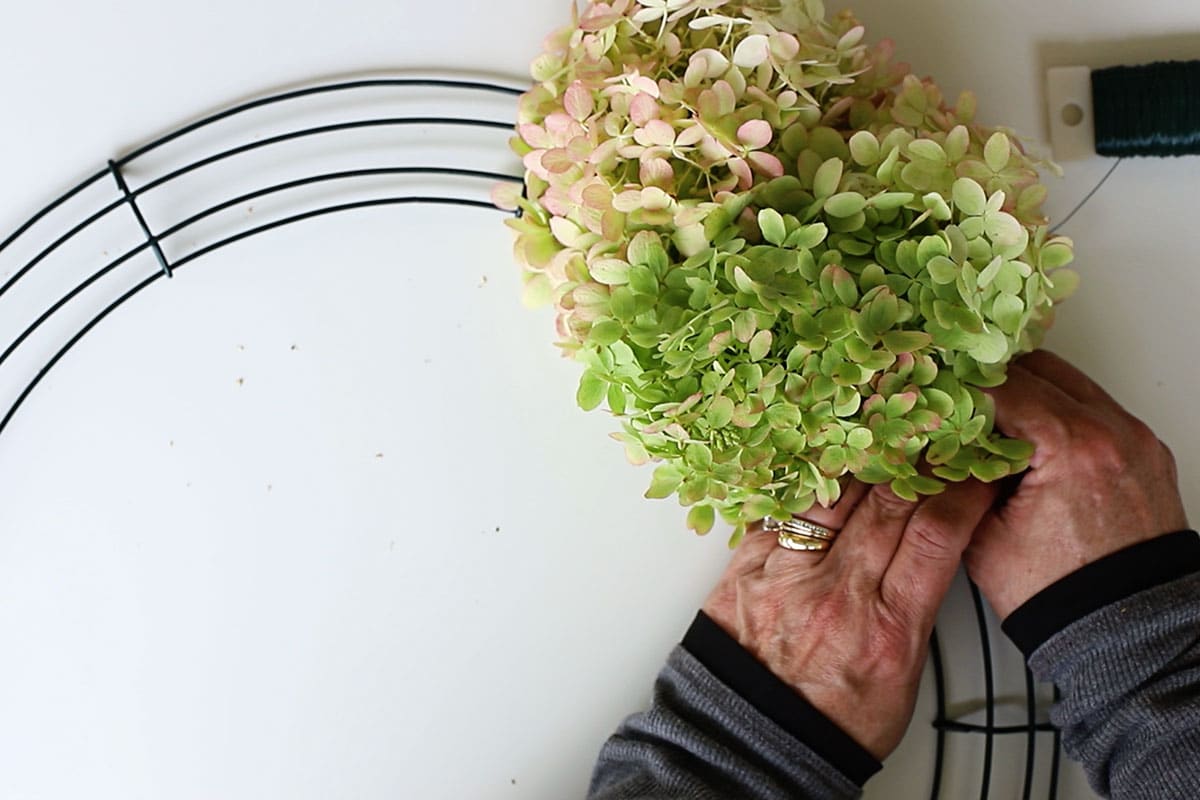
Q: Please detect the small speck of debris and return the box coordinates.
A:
[236,377,245,386]
[186,481,192,488]
[511,779,517,785]
[237,344,245,351]
[495,526,501,533]
[267,484,273,492]
[375,452,384,459]
[169,440,174,447]
[478,275,489,288]
[247,205,254,214]
[290,344,298,351]
[423,357,433,365]
[389,540,396,551]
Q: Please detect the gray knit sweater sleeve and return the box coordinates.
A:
[1028,570,1200,798]
[587,644,863,800]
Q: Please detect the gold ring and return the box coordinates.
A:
[763,516,838,551]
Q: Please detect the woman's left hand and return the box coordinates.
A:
[701,478,998,760]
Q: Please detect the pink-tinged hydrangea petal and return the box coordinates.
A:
[522,150,551,181]
[629,92,660,126]
[542,148,576,174]
[639,157,674,189]
[663,31,682,59]
[736,119,772,149]
[684,56,708,89]
[612,190,644,213]
[550,216,586,248]
[769,32,800,61]
[517,123,553,149]
[732,34,770,69]
[675,124,705,147]
[697,48,730,76]
[541,185,571,217]
[639,186,673,211]
[579,2,620,30]
[601,209,625,241]
[727,157,753,190]
[635,119,676,147]
[712,80,736,116]
[543,113,585,143]
[627,73,660,97]
[588,139,620,167]
[698,134,731,162]
[564,81,595,122]
[747,151,784,177]
[581,183,613,211]
[490,183,522,212]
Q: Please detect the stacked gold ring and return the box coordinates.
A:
[763,517,838,552]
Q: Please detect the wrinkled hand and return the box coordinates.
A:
[965,350,1189,619]
[702,478,997,760]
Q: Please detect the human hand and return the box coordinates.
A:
[964,350,1189,619]
[701,478,997,760]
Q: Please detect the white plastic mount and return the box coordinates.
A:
[1046,66,1097,162]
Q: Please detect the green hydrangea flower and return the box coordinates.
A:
[494,0,1077,545]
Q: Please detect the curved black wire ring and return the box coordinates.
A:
[0,74,1061,799]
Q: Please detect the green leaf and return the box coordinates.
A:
[849,131,880,165]
[825,192,867,218]
[952,178,987,216]
[766,403,801,430]
[576,371,606,411]
[870,192,915,211]
[908,139,947,163]
[629,265,659,295]
[743,494,778,520]
[685,443,714,471]
[926,255,959,285]
[589,319,624,347]
[521,273,554,307]
[991,293,1024,334]
[793,223,829,250]
[970,459,1012,482]
[967,327,1009,364]
[707,396,735,428]
[984,132,1011,172]
[847,427,874,450]
[813,157,844,199]
[749,329,773,361]
[758,208,787,246]
[606,383,627,415]
[687,504,716,535]
[733,309,758,342]
[925,435,960,464]
[645,464,684,499]
[1039,242,1074,270]
[1045,268,1080,302]
[591,258,631,285]
[990,437,1035,461]
[883,330,933,353]
[907,475,946,496]
[610,286,637,320]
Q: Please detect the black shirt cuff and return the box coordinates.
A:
[681,610,883,787]
[1002,529,1200,659]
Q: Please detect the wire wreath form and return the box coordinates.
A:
[0,74,1061,799]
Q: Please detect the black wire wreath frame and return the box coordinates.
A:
[0,76,1062,800]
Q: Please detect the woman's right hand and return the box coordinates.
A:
[964,351,1189,619]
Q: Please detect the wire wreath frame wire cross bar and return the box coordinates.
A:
[0,74,1061,799]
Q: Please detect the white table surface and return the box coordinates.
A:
[0,1,1196,798]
